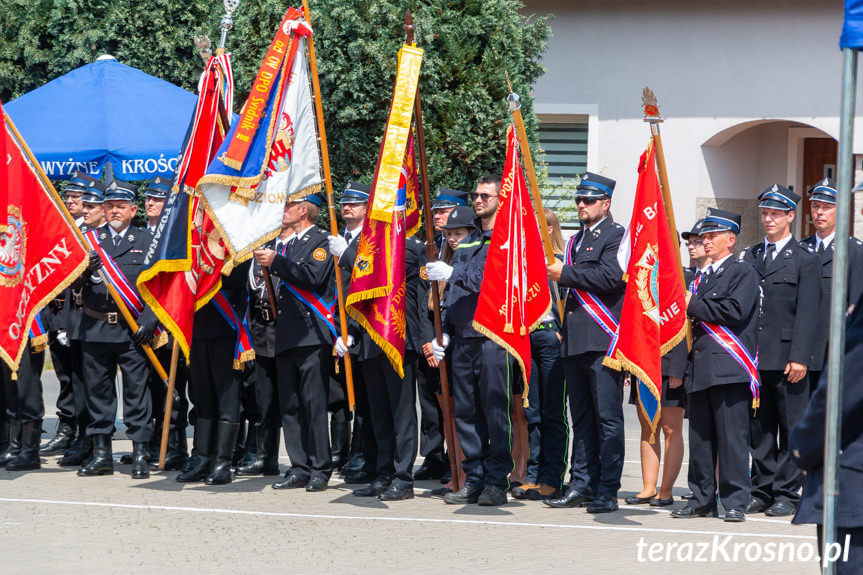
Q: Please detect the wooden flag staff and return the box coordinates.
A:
[303,0,356,411]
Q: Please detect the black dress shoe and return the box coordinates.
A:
[650,496,674,507]
[119,454,133,465]
[58,436,92,467]
[131,441,150,479]
[343,470,374,484]
[77,435,113,476]
[478,485,508,506]
[745,496,771,514]
[543,486,595,509]
[353,479,390,497]
[340,452,365,475]
[625,493,657,505]
[272,473,309,490]
[379,483,414,501]
[671,504,718,518]
[587,495,619,513]
[764,501,796,517]
[305,476,328,492]
[413,462,447,481]
[40,422,75,455]
[724,509,746,522]
[444,483,483,504]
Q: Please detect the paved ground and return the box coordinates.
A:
[0,372,822,574]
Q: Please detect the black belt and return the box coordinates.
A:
[255,304,275,323]
[83,307,119,324]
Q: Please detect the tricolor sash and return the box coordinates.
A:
[699,321,760,408]
[212,290,255,370]
[276,241,337,339]
[564,234,619,339]
[83,229,164,340]
[28,313,47,353]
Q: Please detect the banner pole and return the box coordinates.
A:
[302,0,356,411]
[4,111,176,400]
[506,87,564,322]
[158,340,180,469]
[642,88,692,350]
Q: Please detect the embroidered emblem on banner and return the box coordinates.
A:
[0,206,25,287]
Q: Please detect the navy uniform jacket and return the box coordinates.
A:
[346,234,433,360]
[685,257,760,393]
[557,217,626,357]
[791,290,863,528]
[77,224,158,344]
[442,225,491,339]
[192,260,251,341]
[800,235,863,372]
[248,241,278,359]
[741,238,821,370]
[269,225,335,353]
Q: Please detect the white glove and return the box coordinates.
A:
[426,261,453,282]
[335,335,354,357]
[328,235,348,259]
[56,330,70,347]
[431,334,450,361]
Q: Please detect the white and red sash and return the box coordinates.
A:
[564,233,619,340]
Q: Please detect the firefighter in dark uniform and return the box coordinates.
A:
[235,240,283,478]
[335,228,432,502]
[427,175,514,507]
[671,208,759,522]
[40,172,96,456]
[800,177,863,395]
[741,184,821,517]
[58,178,107,467]
[76,179,160,479]
[0,313,46,471]
[791,289,863,573]
[254,193,335,492]
[545,172,626,514]
[326,183,376,483]
[413,188,468,482]
[175,256,251,485]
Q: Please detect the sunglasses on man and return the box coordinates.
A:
[576,197,599,206]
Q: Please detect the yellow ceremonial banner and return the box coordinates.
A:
[368,44,423,222]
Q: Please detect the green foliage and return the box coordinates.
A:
[0,0,550,194]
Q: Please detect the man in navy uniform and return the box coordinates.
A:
[427,175,515,506]
[791,291,863,573]
[143,177,169,235]
[671,208,759,522]
[800,177,863,395]
[76,179,160,479]
[545,172,626,513]
[327,182,375,482]
[254,193,335,492]
[741,184,821,517]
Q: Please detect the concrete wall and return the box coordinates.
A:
[523,0,853,237]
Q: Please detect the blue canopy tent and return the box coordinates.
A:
[5,56,197,181]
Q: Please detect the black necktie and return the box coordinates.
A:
[275,240,283,254]
[818,241,826,254]
[344,231,352,244]
[113,234,121,248]
[765,243,776,263]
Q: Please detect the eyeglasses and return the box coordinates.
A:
[576,197,599,206]
[685,240,703,246]
[470,192,498,202]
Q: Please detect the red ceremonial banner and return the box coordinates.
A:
[1,107,89,371]
[0,100,7,235]
[604,143,687,432]
[472,125,551,390]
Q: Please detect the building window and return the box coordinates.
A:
[538,115,588,228]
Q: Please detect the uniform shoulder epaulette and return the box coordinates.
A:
[854,238,863,246]
[797,242,814,253]
[612,222,624,230]
[738,248,748,261]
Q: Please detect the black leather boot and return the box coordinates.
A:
[131,441,150,479]
[236,427,280,476]
[152,428,189,471]
[177,418,215,482]
[204,421,241,485]
[330,419,350,470]
[58,428,92,467]
[77,435,113,476]
[231,421,248,467]
[40,421,75,455]
[236,424,257,469]
[0,420,22,466]
[7,420,42,471]
[0,417,10,454]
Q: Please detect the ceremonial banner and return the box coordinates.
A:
[198,8,321,263]
[0,100,6,235]
[345,42,423,378]
[604,143,687,438]
[137,54,234,361]
[472,125,552,391]
[1,106,89,371]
